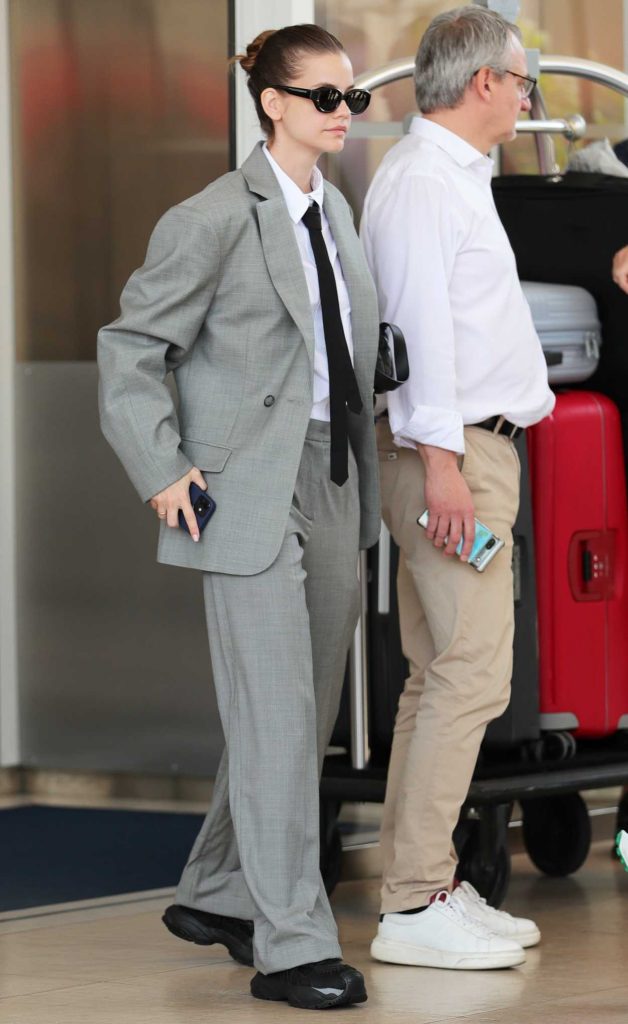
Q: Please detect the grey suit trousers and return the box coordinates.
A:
[176,420,361,973]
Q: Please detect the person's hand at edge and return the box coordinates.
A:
[612,245,628,294]
[150,468,207,542]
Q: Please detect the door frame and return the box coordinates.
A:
[0,0,18,766]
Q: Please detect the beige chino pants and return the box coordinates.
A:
[376,417,521,913]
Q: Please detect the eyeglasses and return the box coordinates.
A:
[269,84,371,115]
[504,69,537,98]
[473,68,537,99]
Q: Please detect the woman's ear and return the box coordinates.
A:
[261,87,283,126]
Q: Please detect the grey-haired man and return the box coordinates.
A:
[361,6,553,969]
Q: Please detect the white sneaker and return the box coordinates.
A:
[453,881,541,948]
[370,890,525,970]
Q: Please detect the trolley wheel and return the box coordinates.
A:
[528,730,577,763]
[521,792,591,877]
[455,814,512,909]
[320,801,343,896]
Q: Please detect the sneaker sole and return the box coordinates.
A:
[516,927,541,949]
[162,907,254,967]
[250,973,367,1009]
[370,936,525,970]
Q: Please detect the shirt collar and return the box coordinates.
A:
[262,143,325,223]
[408,115,493,172]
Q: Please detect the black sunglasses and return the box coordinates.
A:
[269,84,371,115]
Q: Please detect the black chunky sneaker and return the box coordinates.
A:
[250,958,367,1010]
[162,904,254,966]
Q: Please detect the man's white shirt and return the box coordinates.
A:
[361,116,555,453]
[263,144,354,422]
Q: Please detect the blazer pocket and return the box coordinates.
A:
[180,437,232,473]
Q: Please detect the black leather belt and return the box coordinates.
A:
[473,416,522,440]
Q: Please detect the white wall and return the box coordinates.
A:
[0,0,19,766]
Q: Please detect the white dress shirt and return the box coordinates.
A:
[263,144,354,421]
[361,116,555,453]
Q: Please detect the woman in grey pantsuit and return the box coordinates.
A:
[97,24,380,1010]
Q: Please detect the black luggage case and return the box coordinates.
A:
[492,172,628,448]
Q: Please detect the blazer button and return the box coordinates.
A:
[263,395,275,407]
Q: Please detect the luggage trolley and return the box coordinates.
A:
[320,54,628,905]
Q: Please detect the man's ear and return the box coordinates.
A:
[261,87,283,126]
[471,66,494,103]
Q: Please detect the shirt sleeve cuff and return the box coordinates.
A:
[389,405,465,455]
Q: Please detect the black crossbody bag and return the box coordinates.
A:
[374,322,409,394]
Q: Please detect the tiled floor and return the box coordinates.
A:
[1,841,627,1024]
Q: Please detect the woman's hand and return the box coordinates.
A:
[150,468,208,542]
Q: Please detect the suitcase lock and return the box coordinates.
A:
[568,530,615,601]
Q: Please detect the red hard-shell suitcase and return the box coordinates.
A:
[528,391,628,737]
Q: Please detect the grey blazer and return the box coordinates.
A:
[98,143,381,575]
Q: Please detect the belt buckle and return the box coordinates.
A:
[493,415,518,440]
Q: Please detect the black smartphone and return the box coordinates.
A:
[178,482,216,535]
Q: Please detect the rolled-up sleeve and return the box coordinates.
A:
[362,173,465,454]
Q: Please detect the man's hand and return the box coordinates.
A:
[150,467,207,542]
[612,246,628,294]
[418,444,475,560]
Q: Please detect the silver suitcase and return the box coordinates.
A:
[522,281,601,384]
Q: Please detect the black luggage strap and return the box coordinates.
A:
[473,415,523,440]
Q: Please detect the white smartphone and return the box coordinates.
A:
[417,509,505,572]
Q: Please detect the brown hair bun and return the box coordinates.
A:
[231,30,276,74]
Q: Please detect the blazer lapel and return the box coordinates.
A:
[256,199,315,366]
[241,144,315,366]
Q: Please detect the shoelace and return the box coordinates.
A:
[439,889,497,938]
[457,881,512,922]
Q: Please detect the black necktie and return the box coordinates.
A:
[302,202,363,486]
